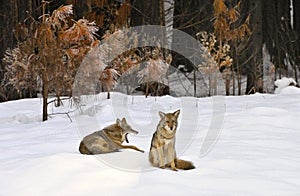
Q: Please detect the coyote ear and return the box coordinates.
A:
[116,118,121,126]
[159,111,165,118]
[174,109,180,118]
[122,117,126,123]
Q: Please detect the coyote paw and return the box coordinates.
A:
[171,167,178,171]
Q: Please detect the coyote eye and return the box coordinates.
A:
[166,121,170,123]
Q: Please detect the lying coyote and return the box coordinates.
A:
[149,110,195,171]
[79,118,144,154]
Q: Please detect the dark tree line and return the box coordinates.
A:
[131,0,299,94]
[0,0,299,101]
[262,0,299,82]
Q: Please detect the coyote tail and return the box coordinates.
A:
[175,159,195,170]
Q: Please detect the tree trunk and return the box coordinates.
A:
[208,74,212,97]
[194,69,197,97]
[225,73,230,96]
[42,74,49,121]
[145,82,149,98]
[130,0,160,26]
[159,0,165,26]
[238,74,242,95]
[294,0,300,70]
[164,0,174,50]
[246,0,263,94]
[232,71,235,95]
[56,95,62,107]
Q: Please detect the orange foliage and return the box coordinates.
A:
[213,0,227,14]
[83,0,131,30]
[99,68,119,91]
[60,19,98,46]
[50,4,73,26]
[3,4,99,101]
[213,0,250,43]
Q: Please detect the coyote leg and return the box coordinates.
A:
[119,144,144,153]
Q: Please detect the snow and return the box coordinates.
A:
[274,77,298,94]
[1,90,300,195]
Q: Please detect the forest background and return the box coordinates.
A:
[0,0,299,103]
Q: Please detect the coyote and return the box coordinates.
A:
[79,118,144,155]
[149,109,195,171]
[135,81,169,97]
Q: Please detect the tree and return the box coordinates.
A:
[130,0,160,26]
[212,0,250,95]
[0,0,43,101]
[66,0,131,36]
[2,3,98,121]
[263,0,299,82]
[293,0,300,79]
[172,0,214,71]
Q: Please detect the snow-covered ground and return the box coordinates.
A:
[1,87,300,195]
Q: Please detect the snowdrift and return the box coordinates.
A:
[1,92,300,195]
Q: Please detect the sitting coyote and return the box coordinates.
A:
[149,110,195,171]
[79,118,144,154]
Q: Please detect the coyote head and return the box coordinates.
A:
[116,118,138,143]
[158,109,180,132]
